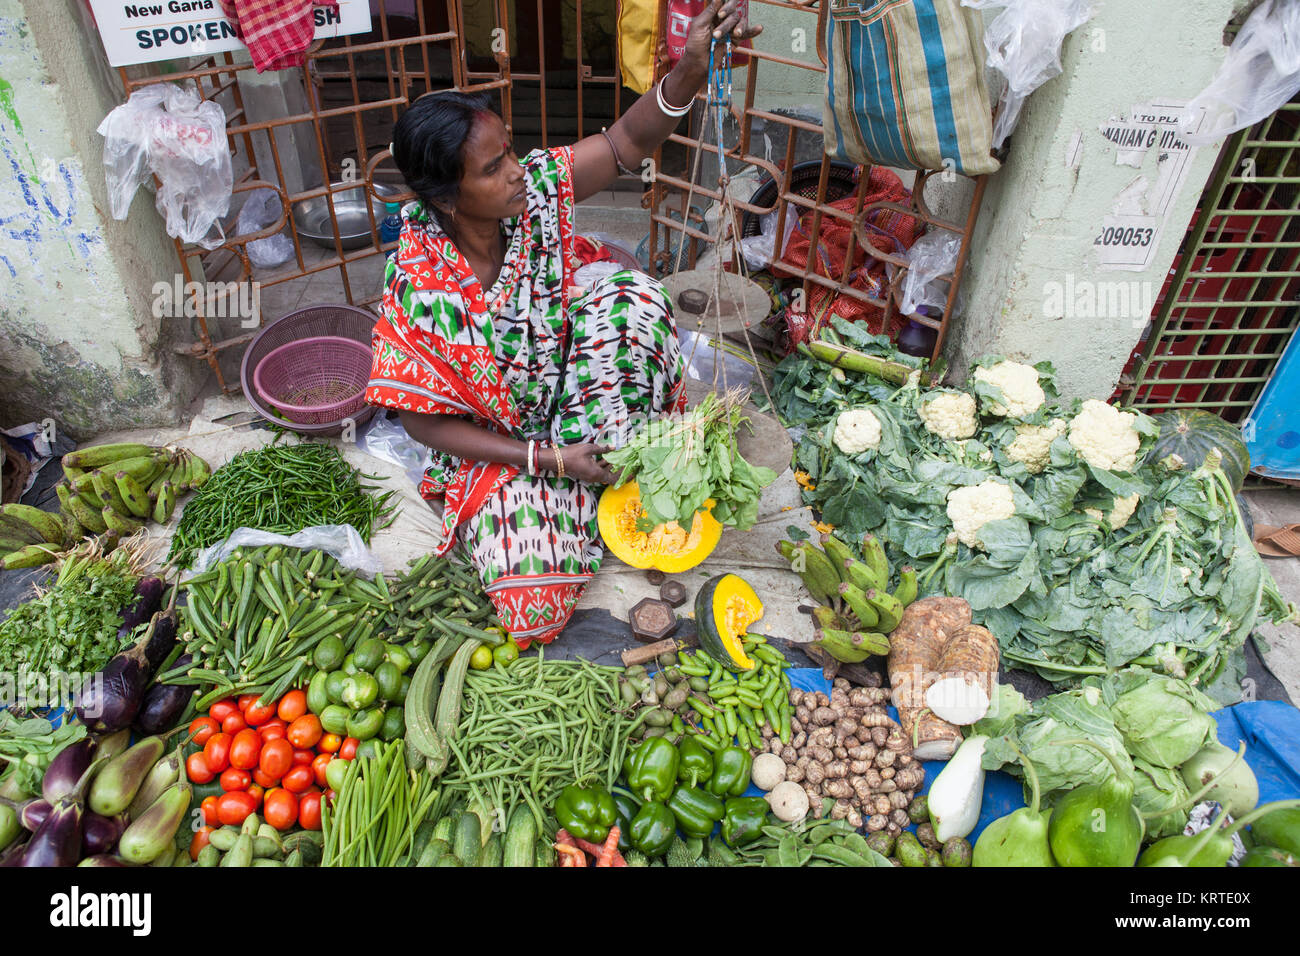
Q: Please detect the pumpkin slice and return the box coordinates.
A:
[597,480,722,573]
[695,573,761,672]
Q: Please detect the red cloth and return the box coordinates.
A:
[218,0,338,72]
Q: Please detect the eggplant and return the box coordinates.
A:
[141,608,178,672]
[95,728,133,761]
[0,835,28,867]
[42,738,96,804]
[128,748,183,819]
[22,757,104,867]
[82,813,128,857]
[133,657,194,736]
[117,576,164,643]
[75,623,159,734]
[19,798,51,832]
[89,736,166,817]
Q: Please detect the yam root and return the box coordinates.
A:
[923,623,1001,725]
[887,597,971,761]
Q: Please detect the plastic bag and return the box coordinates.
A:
[962,0,1095,149]
[186,525,384,578]
[898,229,963,316]
[357,413,430,488]
[234,188,294,268]
[1179,0,1300,145]
[96,82,232,249]
[739,206,798,270]
[678,329,756,390]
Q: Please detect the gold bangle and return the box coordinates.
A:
[553,446,565,480]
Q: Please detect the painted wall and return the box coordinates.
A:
[0,0,199,439]
[949,0,1248,400]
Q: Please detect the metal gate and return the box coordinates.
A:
[1113,100,1300,424]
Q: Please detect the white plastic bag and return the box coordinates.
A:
[235,188,294,268]
[97,82,232,249]
[186,524,384,578]
[357,413,430,488]
[899,229,962,316]
[739,206,798,270]
[962,0,1095,149]
[1180,0,1300,145]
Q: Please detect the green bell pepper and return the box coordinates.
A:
[626,737,679,803]
[720,796,769,848]
[629,801,676,858]
[666,785,725,839]
[554,783,618,843]
[706,746,753,798]
[677,736,714,789]
[611,786,641,853]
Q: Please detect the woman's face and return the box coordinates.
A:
[449,111,527,222]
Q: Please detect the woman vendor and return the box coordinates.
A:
[366,1,761,648]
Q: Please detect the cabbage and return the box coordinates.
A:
[1131,758,1192,839]
[1105,673,1217,769]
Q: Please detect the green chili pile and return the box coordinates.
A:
[437,649,643,833]
[167,442,398,567]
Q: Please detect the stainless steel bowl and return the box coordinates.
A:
[293,182,403,250]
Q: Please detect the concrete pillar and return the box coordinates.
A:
[948,0,1246,399]
[237,69,323,194]
[0,0,202,438]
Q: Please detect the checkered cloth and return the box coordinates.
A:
[219,0,339,72]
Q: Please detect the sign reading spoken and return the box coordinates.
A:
[88,0,373,67]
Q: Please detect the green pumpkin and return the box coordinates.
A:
[1149,409,1251,492]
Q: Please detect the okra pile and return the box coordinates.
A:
[620,636,794,754]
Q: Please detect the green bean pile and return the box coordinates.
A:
[167,442,399,567]
[437,648,644,833]
[321,739,440,867]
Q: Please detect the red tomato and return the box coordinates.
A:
[188,716,220,746]
[200,795,221,827]
[287,714,323,750]
[221,711,248,735]
[228,728,262,771]
[186,751,216,784]
[263,788,299,831]
[244,698,278,727]
[323,788,336,807]
[338,737,360,761]
[317,733,343,755]
[201,733,232,774]
[190,826,214,862]
[298,791,323,831]
[311,753,332,787]
[281,764,315,794]
[209,699,238,723]
[259,738,294,779]
[237,693,260,712]
[246,784,265,807]
[216,790,259,826]
[258,718,288,739]
[291,748,314,767]
[277,689,308,723]
[252,768,280,789]
[219,767,252,792]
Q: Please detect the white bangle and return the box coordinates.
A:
[655,76,695,117]
[525,439,536,476]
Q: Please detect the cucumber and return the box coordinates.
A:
[432,814,455,844]
[452,811,482,867]
[502,805,538,867]
[534,837,556,868]
[410,818,438,863]
[415,838,449,867]
[479,833,503,867]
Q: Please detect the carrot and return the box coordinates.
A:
[595,826,621,867]
[554,829,587,867]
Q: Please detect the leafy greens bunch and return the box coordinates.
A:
[603,389,778,532]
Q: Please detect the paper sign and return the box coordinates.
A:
[88,0,373,67]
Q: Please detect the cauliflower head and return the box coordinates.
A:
[1068,399,1141,472]
[1005,419,1067,474]
[946,479,1016,550]
[919,391,978,440]
[833,407,882,455]
[972,360,1045,418]
[1084,493,1141,530]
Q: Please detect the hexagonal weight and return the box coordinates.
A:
[629,597,679,643]
[659,580,687,608]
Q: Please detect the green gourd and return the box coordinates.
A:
[973,748,1055,867]
[1046,738,1144,868]
[1138,799,1300,868]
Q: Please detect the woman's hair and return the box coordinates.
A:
[391,90,496,221]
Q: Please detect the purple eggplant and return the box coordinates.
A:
[142,607,178,672]
[0,835,28,867]
[42,737,96,804]
[75,614,175,734]
[82,813,129,857]
[19,798,52,832]
[117,576,164,643]
[22,757,104,867]
[133,656,194,736]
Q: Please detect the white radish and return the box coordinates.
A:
[926,676,992,725]
[928,734,987,842]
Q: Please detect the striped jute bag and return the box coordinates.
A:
[824,0,1001,176]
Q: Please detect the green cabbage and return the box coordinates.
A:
[1131,758,1192,839]
[1105,672,1217,769]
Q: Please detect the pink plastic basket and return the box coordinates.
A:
[252,336,373,426]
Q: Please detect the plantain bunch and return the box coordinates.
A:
[776,532,918,663]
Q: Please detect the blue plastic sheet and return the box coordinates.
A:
[1243,325,1300,480]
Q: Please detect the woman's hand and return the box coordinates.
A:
[553,443,619,485]
[681,0,763,70]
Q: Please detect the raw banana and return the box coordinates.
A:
[866,588,905,633]
[837,581,881,630]
[66,494,108,534]
[892,566,918,607]
[811,605,843,632]
[186,452,212,490]
[843,558,885,595]
[816,626,891,662]
[109,454,171,485]
[0,504,64,544]
[2,542,60,570]
[114,470,152,519]
[60,510,83,546]
[63,442,158,470]
[91,470,132,517]
[152,481,177,525]
[0,537,31,554]
[101,505,143,536]
[0,513,45,546]
[819,533,858,584]
[795,541,843,605]
[861,534,890,586]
